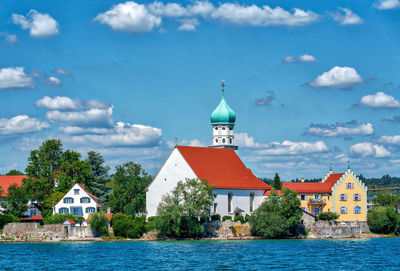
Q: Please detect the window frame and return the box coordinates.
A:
[339,194,348,201]
[80,197,91,204]
[86,207,96,214]
[59,207,69,214]
[339,206,348,214]
[63,197,74,204]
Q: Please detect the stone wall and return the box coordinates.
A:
[307,221,367,238]
[203,220,251,238]
[2,223,94,241]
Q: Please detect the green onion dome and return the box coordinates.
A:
[210,94,236,125]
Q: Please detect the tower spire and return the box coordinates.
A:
[221,80,225,93]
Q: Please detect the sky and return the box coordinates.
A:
[0,0,400,180]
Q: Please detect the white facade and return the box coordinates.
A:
[210,124,237,150]
[53,183,101,220]
[146,148,266,218]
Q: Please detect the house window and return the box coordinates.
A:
[250,193,255,213]
[339,194,348,201]
[222,127,226,130]
[353,194,361,201]
[346,183,354,189]
[74,189,80,195]
[64,197,74,204]
[213,203,218,213]
[300,194,308,201]
[215,139,218,143]
[229,138,232,144]
[215,127,218,131]
[59,207,69,214]
[228,193,232,213]
[29,206,37,216]
[340,207,348,214]
[229,126,233,130]
[353,206,361,214]
[80,197,91,204]
[313,194,321,200]
[86,207,95,213]
[312,207,322,216]
[301,207,309,212]
[70,207,83,216]
[222,138,226,143]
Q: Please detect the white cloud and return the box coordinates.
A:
[67,122,162,147]
[12,10,59,38]
[148,2,188,17]
[306,123,374,137]
[46,107,114,127]
[283,54,316,63]
[167,138,205,148]
[53,68,72,77]
[187,1,215,16]
[0,67,33,89]
[374,0,400,10]
[58,126,112,135]
[43,76,61,87]
[0,115,50,134]
[378,135,400,145]
[359,92,400,108]
[95,1,162,33]
[331,8,363,25]
[349,142,391,158]
[235,133,267,148]
[6,34,17,43]
[35,96,111,111]
[178,19,199,31]
[309,66,363,89]
[210,4,319,26]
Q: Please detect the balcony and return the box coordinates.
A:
[308,199,326,205]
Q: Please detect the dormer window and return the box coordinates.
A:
[74,189,80,195]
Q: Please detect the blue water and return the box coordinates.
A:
[1,238,399,270]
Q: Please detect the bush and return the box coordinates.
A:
[199,215,209,223]
[318,212,339,221]
[222,216,232,221]
[245,214,251,223]
[43,213,77,224]
[90,213,109,237]
[145,216,158,232]
[234,215,245,224]
[368,206,400,234]
[112,214,146,239]
[229,226,237,237]
[0,214,20,229]
[211,214,221,221]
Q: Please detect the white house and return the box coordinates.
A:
[53,183,103,221]
[146,83,273,218]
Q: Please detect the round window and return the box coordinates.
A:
[229,126,233,130]
[222,127,226,130]
[222,138,226,143]
[214,127,218,130]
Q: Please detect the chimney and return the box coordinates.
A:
[301,178,305,183]
[107,207,111,214]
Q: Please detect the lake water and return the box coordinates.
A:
[1,238,399,270]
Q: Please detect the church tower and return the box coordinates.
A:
[209,81,238,150]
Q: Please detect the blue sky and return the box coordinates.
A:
[0,0,400,180]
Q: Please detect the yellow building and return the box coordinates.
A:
[282,168,367,222]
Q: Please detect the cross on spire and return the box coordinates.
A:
[221,80,225,92]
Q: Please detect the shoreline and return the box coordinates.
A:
[0,233,396,243]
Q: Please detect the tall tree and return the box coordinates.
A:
[273,173,282,190]
[5,169,24,176]
[1,184,29,217]
[108,162,152,214]
[86,151,111,205]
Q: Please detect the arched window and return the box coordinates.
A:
[59,207,69,214]
[222,138,226,143]
[249,193,255,212]
[80,197,91,204]
[228,193,232,213]
[215,138,218,143]
[64,197,74,204]
[86,207,96,213]
[229,138,232,144]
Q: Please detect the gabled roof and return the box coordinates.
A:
[0,175,27,196]
[76,183,104,208]
[177,146,272,190]
[282,172,344,193]
[264,189,282,196]
[21,215,43,221]
[64,219,76,225]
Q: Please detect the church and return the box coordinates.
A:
[146,82,273,218]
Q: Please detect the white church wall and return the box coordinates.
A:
[213,189,265,217]
[146,148,197,217]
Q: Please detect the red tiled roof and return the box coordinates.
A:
[21,215,43,221]
[86,213,113,222]
[264,189,282,196]
[282,173,345,193]
[177,146,272,190]
[77,183,104,208]
[0,175,27,196]
[65,219,76,224]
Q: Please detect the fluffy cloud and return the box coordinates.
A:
[178,19,199,31]
[305,122,374,137]
[309,66,363,89]
[0,33,17,44]
[0,115,50,134]
[349,142,391,158]
[36,96,111,111]
[58,126,112,135]
[378,135,400,145]
[46,108,113,127]
[255,91,274,106]
[210,4,319,26]
[12,10,59,38]
[283,54,316,63]
[148,2,188,17]
[331,8,363,25]
[374,0,400,10]
[43,76,61,87]
[67,122,162,147]
[94,1,162,33]
[359,92,400,108]
[0,67,33,89]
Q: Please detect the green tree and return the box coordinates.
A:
[372,191,400,208]
[156,178,214,238]
[90,213,109,237]
[1,184,29,217]
[43,213,77,224]
[42,192,65,217]
[249,188,302,238]
[368,206,400,234]
[108,162,152,215]
[86,151,111,205]
[318,211,340,221]
[112,214,146,239]
[5,169,24,175]
[273,173,282,190]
